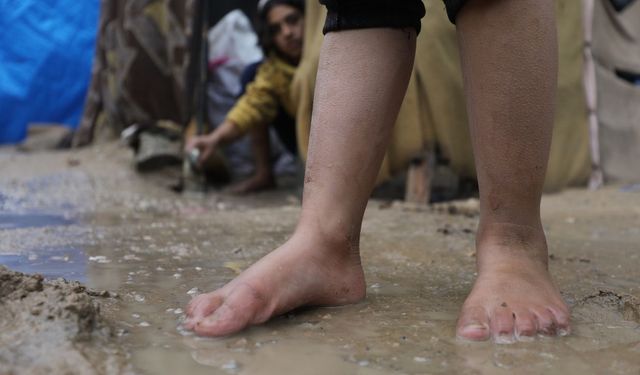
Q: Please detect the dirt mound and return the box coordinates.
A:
[0,266,129,374]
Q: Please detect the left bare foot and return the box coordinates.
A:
[183,228,366,337]
[456,223,570,343]
[227,172,276,195]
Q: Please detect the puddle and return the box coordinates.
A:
[0,211,85,282]
[0,212,74,229]
[0,247,87,283]
[2,146,640,374]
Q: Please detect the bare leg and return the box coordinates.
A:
[184,28,416,336]
[454,0,570,342]
[228,126,276,194]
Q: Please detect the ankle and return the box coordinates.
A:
[475,221,549,271]
[293,219,362,259]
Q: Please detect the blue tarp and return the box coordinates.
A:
[0,0,99,144]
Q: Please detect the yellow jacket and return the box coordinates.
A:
[226,53,297,133]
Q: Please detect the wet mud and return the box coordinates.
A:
[0,266,129,374]
[0,142,639,374]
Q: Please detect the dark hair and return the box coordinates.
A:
[256,0,305,56]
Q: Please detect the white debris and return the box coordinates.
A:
[88,255,110,263]
[221,360,238,371]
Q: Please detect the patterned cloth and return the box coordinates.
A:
[74,0,196,146]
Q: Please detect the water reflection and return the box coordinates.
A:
[0,246,87,283]
[0,212,74,229]
[0,211,86,282]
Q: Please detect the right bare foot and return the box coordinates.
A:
[227,172,276,195]
[184,230,366,336]
[456,223,571,343]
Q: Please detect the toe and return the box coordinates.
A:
[548,306,571,336]
[194,302,252,337]
[184,293,223,329]
[194,284,267,337]
[457,305,490,341]
[532,307,557,336]
[490,305,516,344]
[186,294,205,316]
[513,309,537,341]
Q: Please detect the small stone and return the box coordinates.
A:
[414,357,429,363]
[139,321,150,327]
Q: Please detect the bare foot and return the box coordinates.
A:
[227,172,276,195]
[184,230,366,336]
[456,223,570,343]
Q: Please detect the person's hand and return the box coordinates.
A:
[185,133,218,167]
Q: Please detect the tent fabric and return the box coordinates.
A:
[292,0,591,191]
[73,0,196,147]
[582,0,605,189]
[0,0,99,145]
[591,0,640,183]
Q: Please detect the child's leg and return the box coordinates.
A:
[184,28,416,336]
[228,125,276,194]
[454,0,570,342]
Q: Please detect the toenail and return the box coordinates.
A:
[463,323,488,331]
[462,323,489,334]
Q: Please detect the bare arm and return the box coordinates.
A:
[185,119,243,166]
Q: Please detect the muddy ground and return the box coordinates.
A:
[0,142,639,374]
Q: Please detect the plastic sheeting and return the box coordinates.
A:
[0,0,99,144]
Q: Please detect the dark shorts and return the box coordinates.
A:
[320,0,468,34]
